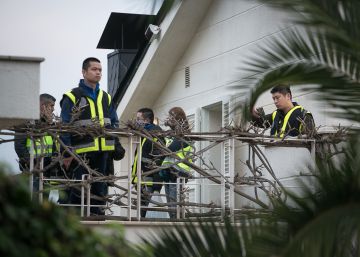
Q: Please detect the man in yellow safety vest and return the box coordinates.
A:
[14,93,58,192]
[60,57,119,215]
[131,108,164,218]
[252,85,315,138]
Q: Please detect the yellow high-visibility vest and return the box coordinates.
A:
[272,105,303,138]
[131,137,159,186]
[26,135,53,157]
[64,90,114,154]
[162,137,193,173]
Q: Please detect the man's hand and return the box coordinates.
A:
[63,156,74,170]
[252,107,260,118]
[252,107,265,119]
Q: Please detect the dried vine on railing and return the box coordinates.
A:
[0,116,347,219]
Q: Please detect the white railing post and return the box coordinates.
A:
[136,136,142,221]
[221,138,235,220]
[127,136,133,221]
[38,157,44,203]
[176,177,180,219]
[86,175,91,217]
[229,138,235,222]
[81,174,86,217]
[29,140,35,199]
[181,178,186,219]
[221,140,225,219]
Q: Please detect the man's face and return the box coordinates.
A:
[136,112,146,126]
[272,92,291,111]
[82,61,102,84]
[40,101,55,122]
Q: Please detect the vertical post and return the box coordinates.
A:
[38,157,44,203]
[229,138,235,222]
[136,136,142,221]
[221,140,225,219]
[81,174,85,217]
[181,178,186,219]
[86,175,91,217]
[310,139,317,190]
[221,137,235,221]
[310,139,316,165]
[176,177,180,219]
[127,136,133,221]
[29,140,35,200]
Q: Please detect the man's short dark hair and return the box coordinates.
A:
[82,57,101,70]
[270,84,292,97]
[40,93,56,104]
[137,108,154,123]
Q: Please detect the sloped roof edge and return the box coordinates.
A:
[118,0,214,121]
[97,13,156,50]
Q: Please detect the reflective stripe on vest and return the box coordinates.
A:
[26,135,53,157]
[162,138,193,172]
[107,93,111,106]
[272,105,303,138]
[132,138,153,185]
[65,91,76,104]
[65,90,115,153]
[73,118,111,126]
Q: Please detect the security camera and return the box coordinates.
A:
[145,24,161,43]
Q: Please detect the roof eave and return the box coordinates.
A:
[119,0,213,121]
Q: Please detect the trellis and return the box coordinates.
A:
[1,121,346,221]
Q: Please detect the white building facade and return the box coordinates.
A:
[115,0,345,215]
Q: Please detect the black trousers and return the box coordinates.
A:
[139,173,163,218]
[69,152,109,215]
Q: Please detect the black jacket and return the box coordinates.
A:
[252,103,315,137]
[131,123,165,190]
[107,138,126,176]
[137,123,165,173]
[14,119,58,175]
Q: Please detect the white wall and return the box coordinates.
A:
[153,1,292,117]
[153,0,349,131]
[0,56,43,128]
[152,0,326,209]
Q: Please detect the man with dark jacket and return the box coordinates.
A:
[60,57,119,215]
[252,85,315,138]
[14,93,58,192]
[131,108,164,217]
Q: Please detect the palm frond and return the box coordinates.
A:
[237,0,360,124]
[244,28,360,76]
[237,137,360,257]
[266,137,360,256]
[145,138,360,257]
[257,0,360,44]
[143,220,246,257]
[280,205,360,257]
[241,60,360,123]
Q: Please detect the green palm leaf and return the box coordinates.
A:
[146,137,360,257]
[143,220,246,257]
[268,137,360,257]
[269,137,360,256]
[237,0,360,124]
[242,61,360,122]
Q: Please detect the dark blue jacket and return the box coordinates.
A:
[252,102,314,137]
[60,79,119,148]
[14,118,58,174]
